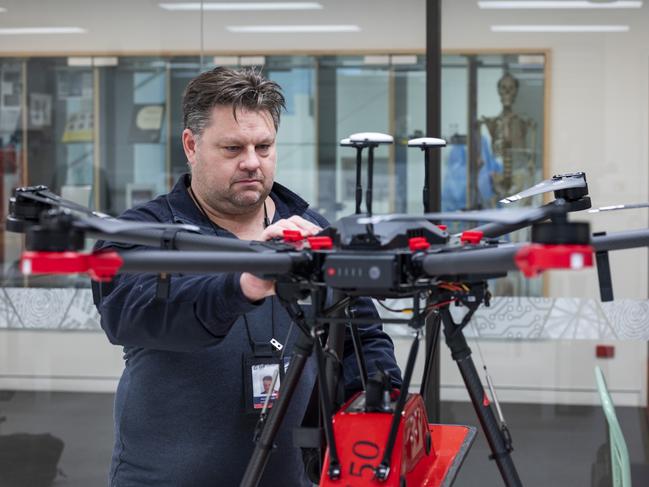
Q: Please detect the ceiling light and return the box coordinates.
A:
[159,2,322,11]
[492,24,630,32]
[479,1,641,8]
[213,56,239,66]
[0,27,86,35]
[227,25,360,33]
[240,56,266,66]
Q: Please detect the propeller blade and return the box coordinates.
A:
[499,172,586,204]
[357,206,550,225]
[588,202,649,213]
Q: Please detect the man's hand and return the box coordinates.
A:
[259,215,322,241]
[240,216,322,302]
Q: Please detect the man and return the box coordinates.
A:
[261,376,277,396]
[94,67,401,486]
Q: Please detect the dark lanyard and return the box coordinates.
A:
[188,183,277,356]
[242,300,277,356]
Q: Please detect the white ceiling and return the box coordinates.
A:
[0,0,646,54]
[0,0,426,54]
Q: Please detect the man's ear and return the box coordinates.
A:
[182,128,198,166]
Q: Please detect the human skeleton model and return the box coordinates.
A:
[480,72,537,204]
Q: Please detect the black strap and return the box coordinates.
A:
[155,228,183,300]
[243,299,278,356]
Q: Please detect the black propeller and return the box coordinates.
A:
[499,172,587,204]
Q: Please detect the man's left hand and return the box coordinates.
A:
[260,215,322,241]
[240,216,322,302]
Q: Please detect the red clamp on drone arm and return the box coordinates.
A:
[307,236,333,250]
[515,244,593,278]
[460,230,483,245]
[20,250,123,282]
[409,236,430,251]
[282,229,303,242]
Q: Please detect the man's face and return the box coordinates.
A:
[183,105,277,215]
[263,378,272,392]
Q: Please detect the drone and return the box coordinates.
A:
[6,131,649,487]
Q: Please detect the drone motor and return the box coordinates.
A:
[7,186,53,233]
[26,210,85,252]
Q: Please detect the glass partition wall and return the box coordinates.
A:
[0,52,547,293]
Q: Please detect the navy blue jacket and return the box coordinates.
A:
[94,174,401,486]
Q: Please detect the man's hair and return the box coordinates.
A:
[182,66,286,136]
[262,376,273,381]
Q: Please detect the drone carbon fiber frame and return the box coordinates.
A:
[7,176,649,487]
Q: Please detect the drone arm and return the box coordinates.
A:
[420,245,521,276]
[118,250,297,274]
[88,226,258,253]
[469,203,556,239]
[591,228,649,252]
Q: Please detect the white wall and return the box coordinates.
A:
[0,330,122,392]
[391,336,647,408]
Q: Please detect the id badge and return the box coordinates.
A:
[244,355,284,414]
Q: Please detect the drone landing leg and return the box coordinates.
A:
[349,321,369,390]
[240,330,313,487]
[439,307,522,487]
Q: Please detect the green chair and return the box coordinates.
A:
[595,366,632,487]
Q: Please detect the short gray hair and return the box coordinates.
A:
[182,67,286,136]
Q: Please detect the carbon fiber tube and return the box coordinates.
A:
[591,228,649,252]
[240,332,313,487]
[87,228,260,252]
[469,203,555,238]
[420,245,522,276]
[455,352,522,486]
[119,251,305,275]
[440,308,522,487]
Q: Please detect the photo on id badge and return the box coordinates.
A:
[250,361,281,411]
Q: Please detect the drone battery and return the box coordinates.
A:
[323,254,397,290]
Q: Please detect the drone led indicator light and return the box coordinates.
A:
[326,267,336,277]
[483,393,490,407]
[570,253,585,269]
[21,258,32,275]
[437,224,447,231]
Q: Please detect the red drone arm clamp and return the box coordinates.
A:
[515,244,593,277]
[282,229,303,242]
[307,236,333,250]
[282,230,333,250]
[20,250,123,282]
[460,230,483,245]
[409,237,430,251]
